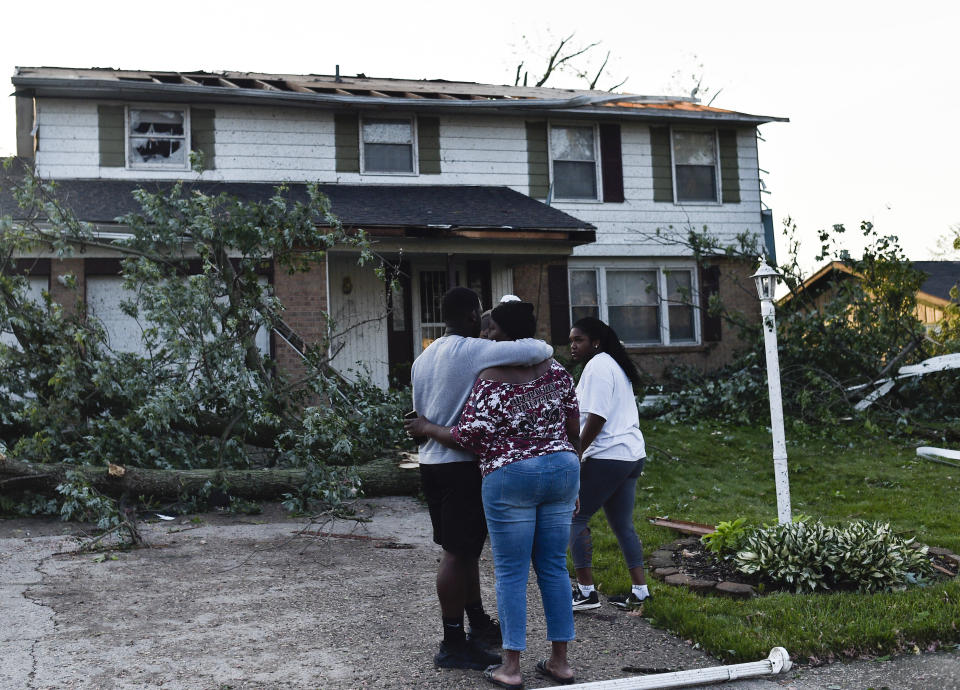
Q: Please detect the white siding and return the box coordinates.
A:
[490,261,514,303]
[0,276,48,349]
[566,125,764,258]
[327,255,389,388]
[33,98,765,257]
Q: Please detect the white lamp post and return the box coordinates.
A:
[752,261,792,524]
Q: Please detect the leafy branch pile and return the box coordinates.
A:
[643,219,960,430]
[0,162,412,523]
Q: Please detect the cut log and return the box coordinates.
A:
[0,454,420,501]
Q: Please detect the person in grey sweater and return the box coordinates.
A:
[410,287,554,671]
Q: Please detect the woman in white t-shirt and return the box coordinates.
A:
[567,317,651,612]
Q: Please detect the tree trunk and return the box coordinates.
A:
[0,455,420,501]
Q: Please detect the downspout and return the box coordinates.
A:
[560,647,792,689]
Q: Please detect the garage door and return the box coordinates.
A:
[0,276,49,349]
[86,276,270,356]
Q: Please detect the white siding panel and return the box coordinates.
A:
[490,261,514,303]
[327,255,389,388]
[31,98,766,259]
[0,277,48,350]
[36,125,100,141]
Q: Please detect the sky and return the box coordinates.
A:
[2,0,957,272]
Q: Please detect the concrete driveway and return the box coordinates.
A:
[1,497,957,689]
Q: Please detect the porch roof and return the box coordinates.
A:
[1,178,596,245]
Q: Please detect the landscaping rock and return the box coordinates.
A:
[715,581,756,598]
[653,567,679,579]
[927,546,954,557]
[688,578,717,593]
[944,553,960,567]
[664,573,692,587]
[647,550,675,568]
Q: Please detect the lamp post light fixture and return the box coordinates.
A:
[752,261,792,524]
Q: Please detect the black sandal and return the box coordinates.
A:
[535,659,575,685]
[483,664,524,690]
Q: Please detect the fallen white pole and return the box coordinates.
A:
[561,647,792,689]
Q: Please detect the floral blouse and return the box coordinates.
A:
[451,359,579,477]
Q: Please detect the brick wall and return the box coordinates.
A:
[272,257,328,382]
[511,256,567,342]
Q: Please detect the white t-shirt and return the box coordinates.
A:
[576,352,645,461]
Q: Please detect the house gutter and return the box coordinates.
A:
[12,76,642,111]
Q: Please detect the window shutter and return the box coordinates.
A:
[649,126,673,202]
[190,108,216,170]
[700,264,722,342]
[718,129,740,203]
[98,105,125,168]
[599,123,624,203]
[526,121,549,199]
[547,265,571,346]
[417,116,441,174]
[335,113,360,173]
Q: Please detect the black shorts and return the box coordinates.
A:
[419,461,487,558]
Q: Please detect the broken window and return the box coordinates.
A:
[362,118,415,173]
[550,125,599,200]
[127,108,188,169]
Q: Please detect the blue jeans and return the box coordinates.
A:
[481,451,580,651]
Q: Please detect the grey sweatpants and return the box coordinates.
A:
[569,456,646,570]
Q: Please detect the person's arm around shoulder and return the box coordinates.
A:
[404,415,461,450]
[468,337,553,369]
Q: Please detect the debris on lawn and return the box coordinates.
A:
[647,517,716,536]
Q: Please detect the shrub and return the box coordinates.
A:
[701,517,751,558]
[735,519,932,593]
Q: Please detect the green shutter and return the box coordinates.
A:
[190,108,216,170]
[526,121,549,199]
[98,105,125,168]
[417,116,441,174]
[335,113,360,173]
[650,126,673,202]
[718,129,740,203]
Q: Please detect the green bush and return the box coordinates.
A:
[701,517,750,557]
[735,519,932,593]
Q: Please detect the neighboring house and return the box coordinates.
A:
[779,260,960,329]
[3,66,786,386]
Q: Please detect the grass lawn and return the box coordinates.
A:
[582,420,960,663]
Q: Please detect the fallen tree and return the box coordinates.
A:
[0,162,416,521]
[0,453,420,501]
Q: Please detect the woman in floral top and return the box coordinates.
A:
[406,301,581,688]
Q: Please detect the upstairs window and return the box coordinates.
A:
[362,118,416,173]
[672,130,718,202]
[550,125,598,200]
[127,108,189,169]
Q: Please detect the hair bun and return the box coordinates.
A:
[491,301,536,339]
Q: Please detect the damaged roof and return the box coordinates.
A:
[12,66,787,125]
[0,177,596,244]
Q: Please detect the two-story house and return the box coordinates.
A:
[4,67,786,387]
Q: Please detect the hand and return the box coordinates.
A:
[403,415,431,444]
[574,497,581,516]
